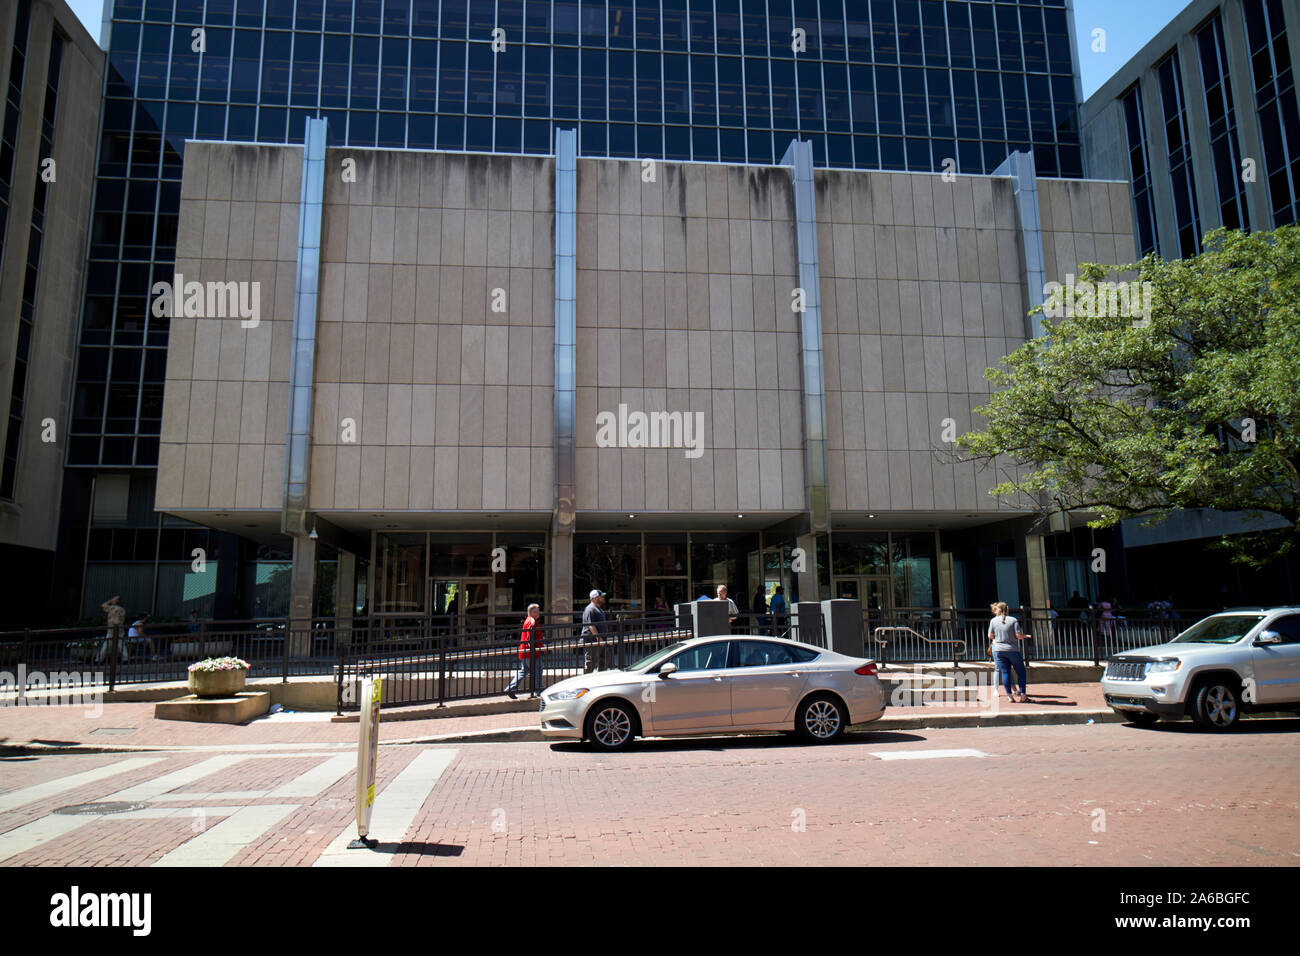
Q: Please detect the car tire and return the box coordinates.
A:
[584,699,637,751]
[1189,679,1241,732]
[796,693,847,743]
[1125,711,1161,728]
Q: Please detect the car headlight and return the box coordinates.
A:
[549,687,589,701]
[1146,659,1182,674]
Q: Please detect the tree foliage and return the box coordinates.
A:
[958,226,1300,566]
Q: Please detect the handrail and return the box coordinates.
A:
[873,625,967,665]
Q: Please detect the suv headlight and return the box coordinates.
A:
[1146,659,1182,674]
[549,688,589,701]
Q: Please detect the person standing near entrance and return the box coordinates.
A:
[768,585,788,634]
[506,603,544,699]
[97,596,127,663]
[988,601,1030,703]
[582,590,607,673]
[716,585,739,625]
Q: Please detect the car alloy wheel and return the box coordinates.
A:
[800,696,844,742]
[1191,681,1239,731]
[588,702,634,750]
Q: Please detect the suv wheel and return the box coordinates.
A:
[1190,679,1240,732]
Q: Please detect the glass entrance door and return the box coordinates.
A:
[834,575,892,610]
[430,577,495,637]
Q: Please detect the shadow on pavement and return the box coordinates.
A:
[1131,716,1300,734]
[549,729,929,754]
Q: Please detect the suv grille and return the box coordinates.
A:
[1106,660,1147,681]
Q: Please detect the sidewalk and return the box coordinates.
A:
[0,682,1123,752]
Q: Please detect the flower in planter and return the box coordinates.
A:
[187,656,250,674]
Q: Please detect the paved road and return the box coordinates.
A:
[2,721,1297,866]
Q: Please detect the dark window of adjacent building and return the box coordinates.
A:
[0,0,33,278]
[1157,52,1202,257]
[1195,12,1250,231]
[1121,85,1159,256]
[1242,0,1300,225]
[2,27,61,500]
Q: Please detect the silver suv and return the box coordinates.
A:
[1101,608,1300,731]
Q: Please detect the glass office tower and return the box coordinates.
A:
[61,0,1085,621]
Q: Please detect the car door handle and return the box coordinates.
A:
[712,676,725,681]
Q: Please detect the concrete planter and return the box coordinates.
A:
[188,668,247,698]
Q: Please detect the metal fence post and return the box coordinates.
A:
[282,617,290,683]
[21,627,29,678]
[107,627,118,693]
[335,637,345,716]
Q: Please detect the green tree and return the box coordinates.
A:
[958,226,1300,567]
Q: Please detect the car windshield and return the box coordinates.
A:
[627,643,686,671]
[1170,614,1265,644]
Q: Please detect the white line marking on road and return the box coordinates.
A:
[870,748,989,761]
[153,804,300,867]
[145,790,271,802]
[314,749,458,867]
[266,753,355,798]
[107,754,249,801]
[0,757,164,812]
[0,815,98,862]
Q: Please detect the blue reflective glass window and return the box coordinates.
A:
[1027,74,1053,138]
[1059,144,1082,178]
[901,66,927,136]
[293,33,322,107]
[1033,144,1058,177]
[718,56,743,126]
[438,40,465,113]
[230,29,262,105]
[610,122,636,156]
[820,0,846,59]
[983,139,1009,171]
[296,0,324,31]
[771,57,797,126]
[905,136,929,169]
[257,106,287,142]
[996,4,1022,71]
[581,1,606,45]
[354,0,382,34]
[227,105,256,140]
[497,44,523,115]
[793,0,820,58]
[467,41,494,115]
[581,48,606,119]
[581,120,607,153]
[920,1,946,65]
[167,26,199,101]
[524,118,551,152]
[525,46,552,116]
[442,0,469,40]
[352,36,380,108]
[469,1,497,36]
[948,2,973,69]
[824,61,850,131]
[716,0,742,56]
[691,55,716,124]
[411,0,440,37]
[610,50,635,122]
[689,0,715,54]
[927,69,953,138]
[325,0,353,33]
[265,0,294,31]
[527,1,553,44]
[378,111,405,147]
[742,0,768,55]
[1003,74,1029,141]
[116,0,144,19]
[195,102,225,139]
[554,2,579,45]
[665,124,691,159]
[747,129,773,164]
[136,24,170,98]
[957,138,982,174]
[954,70,979,138]
[235,0,264,28]
[198,28,232,101]
[664,54,689,123]
[875,65,901,135]
[977,70,1003,139]
[971,4,997,69]
[610,1,635,48]
[846,3,870,60]
[437,114,463,149]
[638,123,662,156]
[554,46,579,118]
[849,63,874,133]
[636,1,662,49]
[259,32,290,105]
[720,126,745,162]
[797,58,821,121]
[896,0,923,66]
[803,130,825,165]
[320,107,348,140]
[828,133,852,168]
[768,4,794,59]
[637,51,663,123]
[692,125,717,161]
[1021,7,1048,73]
[320,35,350,108]
[411,40,438,111]
[382,37,410,110]
[662,1,688,51]
[495,116,522,152]
[746,57,771,126]
[872,0,898,64]
[1045,7,1072,74]
[854,134,878,168]
[383,0,410,35]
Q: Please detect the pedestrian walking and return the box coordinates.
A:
[582,589,608,673]
[97,596,128,663]
[129,614,156,661]
[506,603,544,699]
[988,601,1030,703]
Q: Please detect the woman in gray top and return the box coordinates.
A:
[988,601,1030,702]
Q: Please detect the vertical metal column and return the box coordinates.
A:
[994,150,1048,338]
[551,129,578,618]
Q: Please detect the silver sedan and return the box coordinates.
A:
[539,635,886,750]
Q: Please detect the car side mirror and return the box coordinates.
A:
[1255,631,1282,645]
[659,662,677,677]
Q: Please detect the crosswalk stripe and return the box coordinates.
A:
[871,748,989,761]
[313,749,457,867]
[265,753,355,798]
[0,757,164,813]
[106,754,250,801]
[0,814,99,862]
[153,804,301,867]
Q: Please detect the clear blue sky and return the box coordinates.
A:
[65,0,1191,101]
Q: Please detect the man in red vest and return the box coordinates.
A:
[506,603,544,699]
